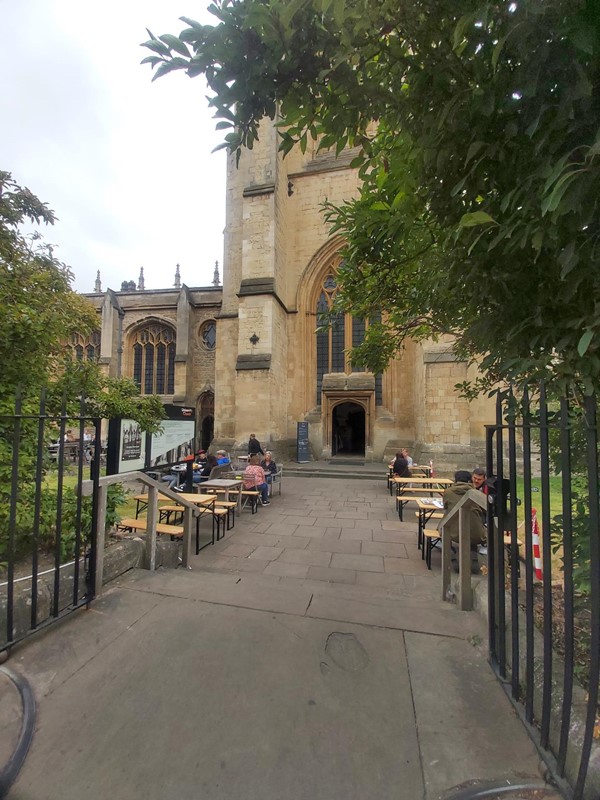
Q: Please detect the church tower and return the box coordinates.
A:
[215,119,493,466]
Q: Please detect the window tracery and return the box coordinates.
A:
[131,323,176,395]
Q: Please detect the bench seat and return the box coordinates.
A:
[118,517,183,538]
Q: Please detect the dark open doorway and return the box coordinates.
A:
[332,402,365,456]
[198,391,214,451]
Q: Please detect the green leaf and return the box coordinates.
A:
[459,211,497,228]
[159,34,191,57]
[578,329,594,357]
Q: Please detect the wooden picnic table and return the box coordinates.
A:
[393,476,452,521]
[197,478,244,510]
[415,497,445,553]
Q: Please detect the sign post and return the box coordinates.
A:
[296,422,311,463]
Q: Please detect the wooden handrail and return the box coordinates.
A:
[80,472,202,594]
[437,489,487,611]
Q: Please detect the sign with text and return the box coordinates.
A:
[296,421,311,463]
[107,405,196,475]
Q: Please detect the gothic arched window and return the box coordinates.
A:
[315,273,382,405]
[131,323,176,395]
[70,331,100,362]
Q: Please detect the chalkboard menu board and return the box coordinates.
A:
[296,422,311,463]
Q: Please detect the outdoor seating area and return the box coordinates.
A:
[118,456,285,557]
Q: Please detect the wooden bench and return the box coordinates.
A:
[422,529,523,571]
[240,490,260,513]
[158,503,230,544]
[133,493,171,518]
[117,517,184,539]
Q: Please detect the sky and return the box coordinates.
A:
[0,0,227,294]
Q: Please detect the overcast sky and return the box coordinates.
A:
[0,0,226,294]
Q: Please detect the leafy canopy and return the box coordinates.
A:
[0,170,165,427]
[142,0,600,393]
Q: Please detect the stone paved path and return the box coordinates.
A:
[6,476,548,800]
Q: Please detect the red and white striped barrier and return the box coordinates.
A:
[531,508,543,580]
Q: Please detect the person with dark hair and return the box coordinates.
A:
[443,470,485,573]
[247,433,264,457]
[191,454,219,486]
[392,450,412,478]
[471,467,487,492]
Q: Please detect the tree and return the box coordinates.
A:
[0,169,164,427]
[0,171,164,564]
[142,0,600,393]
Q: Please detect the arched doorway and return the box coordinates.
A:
[332,402,365,456]
[197,391,214,451]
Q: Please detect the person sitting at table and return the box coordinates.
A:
[215,449,230,465]
[401,448,414,466]
[443,470,485,573]
[243,454,270,505]
[260,451,277,486]
[192,454,218,485]
[247,433,264,457]
[195,449,208,464]
[161,467,184,491]
[392,451,412,478]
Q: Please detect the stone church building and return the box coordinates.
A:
[83,121,493,468]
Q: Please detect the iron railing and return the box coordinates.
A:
[486,386,600,799]
[0,391,101,653]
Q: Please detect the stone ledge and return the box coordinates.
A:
[238,278,275,296]
[236,354,272,371]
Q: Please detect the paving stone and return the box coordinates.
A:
[355,572,408,591]
[331,553,384,573]
[273,535,310,550]
[219,544,256,558]
[231,532,281,548]
[373,530,416,544]
[262,561,309,578]
[308,537,361,555]
[278,549,332,567]
[384,556,429,574]
[248,546,284,561]
[263,523,299,536]
[289,516,317,527]
[339,528,373,541]
[361,541,409,558]
[306,566,357,584]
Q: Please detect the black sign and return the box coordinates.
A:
[296,422,311,463]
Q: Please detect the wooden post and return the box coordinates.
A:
[145,485,158,571]
[441,523,452,602]
[457,506,473,610]
[94,484,108,596]
[182,506,194,568]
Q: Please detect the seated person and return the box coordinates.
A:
[160,471,181,490]
[195,449,208,464]
[401,447,414,466]
[215,449,230,465]
[392,451,412,478]
[192,454,218,485]
[260,451,277,484]
[471,468,487,492]
[243,454,270,505]
[443,470,486,572]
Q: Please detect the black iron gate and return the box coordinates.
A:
[486,387,600,799]
[0,391,101,653]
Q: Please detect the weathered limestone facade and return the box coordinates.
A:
[85,121,495,468]
[84,286,221,449]
[212,122,494,467]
